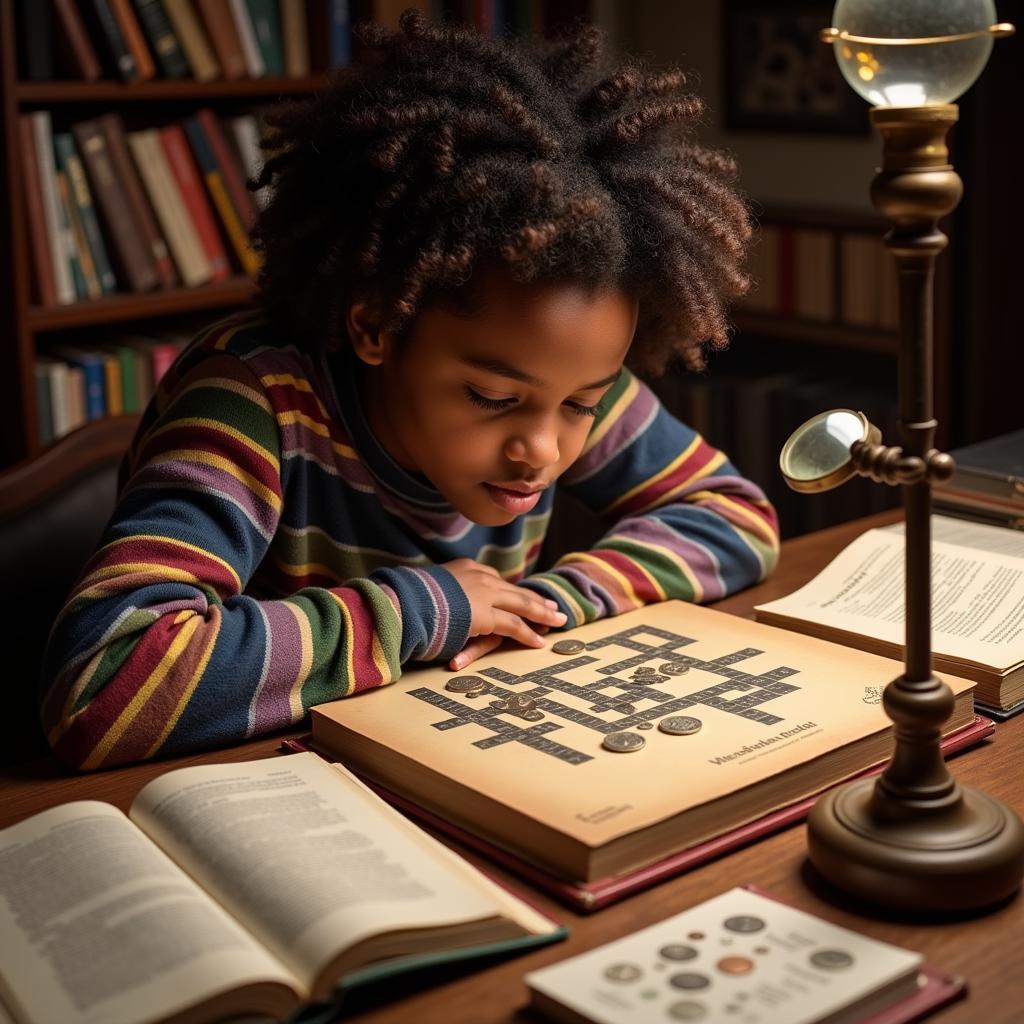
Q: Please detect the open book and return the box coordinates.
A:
[0,753,564,1024]
[310,601,975,884]
[755,516,1024,716]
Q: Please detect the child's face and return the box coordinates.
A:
[354,271,637,526]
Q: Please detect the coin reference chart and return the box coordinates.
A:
[526,888,926,1024]
[424,621,801,764]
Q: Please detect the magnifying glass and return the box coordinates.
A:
[779,409,881,494]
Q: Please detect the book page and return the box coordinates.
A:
[757,528,1024,670]
[0,802,299,1024]
[884,514,1024,559]
[130,753,513,996]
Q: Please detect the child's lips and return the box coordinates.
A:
[483,483,545,513]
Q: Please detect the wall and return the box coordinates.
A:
[612,1,879,213]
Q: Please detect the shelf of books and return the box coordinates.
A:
[2,0,591,465]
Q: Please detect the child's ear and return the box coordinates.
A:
[346,301,392,366]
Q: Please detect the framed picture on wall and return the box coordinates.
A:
[723,0,869,134]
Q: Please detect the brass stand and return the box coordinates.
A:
[806,105,1024,912]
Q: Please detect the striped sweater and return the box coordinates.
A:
[41,313,780,770]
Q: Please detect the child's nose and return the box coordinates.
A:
[505,427,560,470]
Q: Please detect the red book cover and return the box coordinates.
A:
[195,108,257,231]
[158,125,231,281]
[778,225,796,317]
[17,115,57,307]
[280,714,994,913]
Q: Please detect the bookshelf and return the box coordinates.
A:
[1,0,593,465]
[0,0,330,464]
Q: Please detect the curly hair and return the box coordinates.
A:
[252,10,752,374]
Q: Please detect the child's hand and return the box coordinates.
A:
[442,559,566,670]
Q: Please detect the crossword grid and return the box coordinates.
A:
[407,624,800,764]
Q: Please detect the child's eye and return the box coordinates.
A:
[567,401,601,418]
[465,386,516,411]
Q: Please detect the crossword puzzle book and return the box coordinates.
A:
[310,601,977,884]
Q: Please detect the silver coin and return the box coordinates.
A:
[661,662,691,675]
[636,722,653,730]
[604,962,642,982]
[810,949,854,970]
[659,715,703,736]
[723,915,765,934]
[669,972,711,991]
[552,639,585,655]
[445,675,485,693]
[602,731,646,752]
[667,1001,707,1021]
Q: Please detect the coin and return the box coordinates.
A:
[660,944,698,961]
[809,949,854,970]
[669,972,711,991]
[723,915,765,934]
[522,710,544,722]
[445,675,485,693]
[505,694,535,711]
[613,702,636,713]
[552,639,585,655]
[604,963,642,982]
[602,731,646,752]
[659,715,703,736]
[636,721,653,730]
[661,662,691,675]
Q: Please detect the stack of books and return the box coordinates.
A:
[933,428,1024,532]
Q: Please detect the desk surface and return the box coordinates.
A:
[3,511,1022,1023]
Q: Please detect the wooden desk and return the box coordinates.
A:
[3,511,1022,1023]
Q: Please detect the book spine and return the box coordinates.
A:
[132,0,192,77]
[16,0,55,79]
[109,0,158,79]
[229,0,266,76]
[116,346,140,412]
[195,107,257,228]
[245,0,284,76]
[161,0,221,80]
[47,361,71,439]
[17,116,57,307]
[103,352,125,416]
[86,0,139,80]
[128,129,212,286]
[150,342,181,382]
[98,113,178,287]
[53,133,106,299]
[158,124,231,280]
[52,0,104,80]
[30,111,76,306]
[184,116,261,275]
[60,139,119,294]
[281,0,310,76]
[56,168,99,300]
[327,0,350,67]
[195,0,248,78]
[34,362,55,447]
[72,119,159,293]
[227,114,269,208]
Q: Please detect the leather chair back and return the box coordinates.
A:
[0,417,137,766]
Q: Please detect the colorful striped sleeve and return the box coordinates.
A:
[39,350,469,770]
[522,369,780,625]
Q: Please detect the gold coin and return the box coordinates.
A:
[552,639,585,655]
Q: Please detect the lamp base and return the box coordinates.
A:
[807,778,1024,912]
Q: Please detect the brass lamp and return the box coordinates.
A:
[779,0,1024,912]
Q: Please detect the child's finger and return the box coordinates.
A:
[493,584,567,627]
[449,634,503,670]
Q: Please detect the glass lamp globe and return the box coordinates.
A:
[831,0,996,106]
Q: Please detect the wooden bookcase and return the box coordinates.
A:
[0,0,339,464]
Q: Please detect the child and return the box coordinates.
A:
[41,13,779,770]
